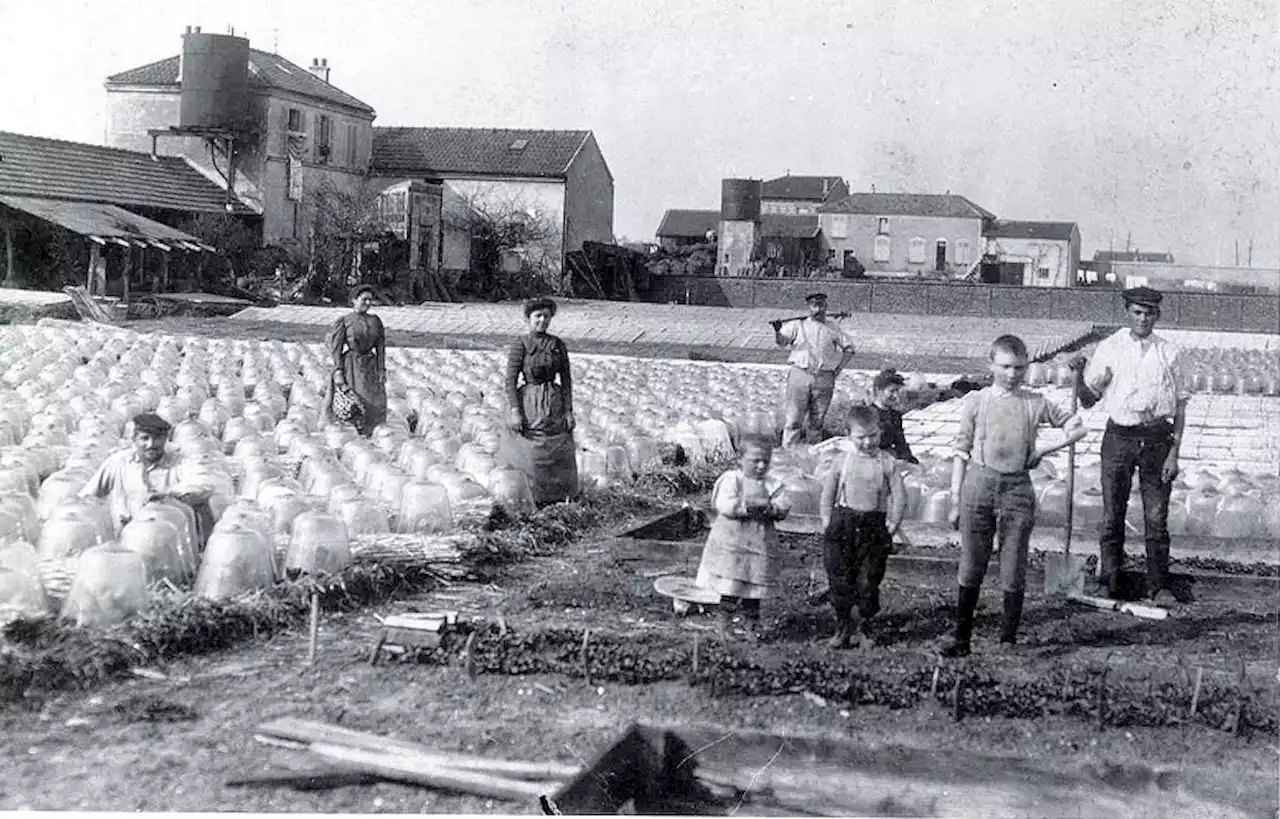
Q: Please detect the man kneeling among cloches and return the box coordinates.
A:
[941,335,1086,657]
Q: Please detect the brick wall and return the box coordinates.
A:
[642,275,1280,333]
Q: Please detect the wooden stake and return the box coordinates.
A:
[691,634,700,679]
[1189,667,1204,717]
[580,628,592,686]
[951,676,963,722]
[306,591,320,666]
[368,629,388,667]
[462,632,477,681]
[930,664,942,699]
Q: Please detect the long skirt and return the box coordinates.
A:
[497,382,578,506]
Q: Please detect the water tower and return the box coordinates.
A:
[149,26,253,212]
[718,178,762,276]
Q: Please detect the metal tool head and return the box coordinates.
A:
[1043,551,1090,597]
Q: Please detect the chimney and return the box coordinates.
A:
[309,57,330,83]
[822,178,830,196]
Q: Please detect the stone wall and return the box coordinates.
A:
[642,276,1280,333]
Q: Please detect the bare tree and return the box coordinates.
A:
[444,184,564,300]
[297,177,396,302]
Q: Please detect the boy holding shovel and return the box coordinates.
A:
[941,335,1086,657]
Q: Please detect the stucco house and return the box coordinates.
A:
[104,36,376,247]
[760,174,849,215]
[983,220,1081,288]
[369,127,614,276]
[817,192,995,276]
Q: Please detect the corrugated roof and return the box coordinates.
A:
[986,220,1078,241]
[0,195,211,248]
[370,127,591,178]
[761,175,845,201]
[655,210,820,240]
[1095,250,1174,263]
[820,192,996,220]
[106,50,375,115]
[0,130,252,214]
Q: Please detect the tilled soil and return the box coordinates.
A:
[2,516,1276,813]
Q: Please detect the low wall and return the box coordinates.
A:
[642,276,1280,333]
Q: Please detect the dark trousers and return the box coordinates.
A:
[823,508,891,619]
[1099,421,1174,594]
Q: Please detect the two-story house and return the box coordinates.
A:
[817,192,995,277]
[760,174,849,215]
[370,127,614,275]
[104,31,376,247]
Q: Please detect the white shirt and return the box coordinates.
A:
[1084,329,1189,426]
[779,318,855,372]
[79,449,211,526]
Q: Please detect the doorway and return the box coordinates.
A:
[935,240,947,272]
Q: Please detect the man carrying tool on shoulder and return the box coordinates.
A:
[1069,286,1191,605]
[772,292,856,447]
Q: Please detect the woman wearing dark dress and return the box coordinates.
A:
[326,285,388,437]
[499,297,579,505]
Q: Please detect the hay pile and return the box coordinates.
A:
[0,458,731,705]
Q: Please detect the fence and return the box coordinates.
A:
[641,275,1280,333]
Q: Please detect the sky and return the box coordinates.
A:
[1,0,1278,267]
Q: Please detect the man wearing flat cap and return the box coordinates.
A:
[79,412,214,535]
[1069,286,1190,604]
[773,292,856,447]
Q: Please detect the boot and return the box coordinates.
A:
[999,591,1024,645]
[940,585,981,658]
[827,610,852,649]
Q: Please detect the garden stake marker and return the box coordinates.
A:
[691,635,699,678]
[306,590,320,666]
[462,632,477,681]
[580,629,592,685]
[929,665,941,699]
[1190,668,1204,717]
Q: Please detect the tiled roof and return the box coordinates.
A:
[370,127,591,178]
[986,220,1078,241]
[0,130,253,214]
[655,209,820,240]
[106,50,375,115]
[761,175,846,201]
[656,209,718,238]
[820,192,996,220]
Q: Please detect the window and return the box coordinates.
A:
[1037,267,1052,280]
[345,123,358,167]
[314,114,333,164]
[828,214,848,239]
[287,108,304,133]
[767,242,781,259]
[877,217,890,235]
[956,239,971,265]
[873,235,891,262]
[908,237,926,264]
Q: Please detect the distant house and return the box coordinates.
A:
[370,127,614,275]
[983,220,1081,288]
[104,35,376,247]
[817,193,994,276]
[655,209,822,270]
[0,129,248,295]
[760,174,849,215]
[1091,249,1175,278]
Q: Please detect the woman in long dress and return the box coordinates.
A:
[499,297,578,506]
[326,285,387,437]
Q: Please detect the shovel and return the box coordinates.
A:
[1043,366,1090,597]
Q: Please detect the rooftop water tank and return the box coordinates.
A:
[179,30,251,130]
[721,178,762,222]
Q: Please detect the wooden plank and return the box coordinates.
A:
[305,742,550,802]
[256,717,581,781]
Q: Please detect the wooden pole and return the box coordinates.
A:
[306,591,320,665]
[2,219,14,286]
[305,742,552,801]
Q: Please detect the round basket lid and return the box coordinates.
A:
[653,575,721,605]
[775,513,823,535]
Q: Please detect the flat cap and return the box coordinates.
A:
[805,292,828,303]
[872,369,906,390]
[1121,285,1163,307]
[131,412,172,436]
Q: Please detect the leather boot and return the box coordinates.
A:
[828,610,852,649]
[999,591,1024,645]
[940,585,981,658]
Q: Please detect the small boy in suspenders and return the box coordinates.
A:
[941,335,1086,657]
[819,405,906,649]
